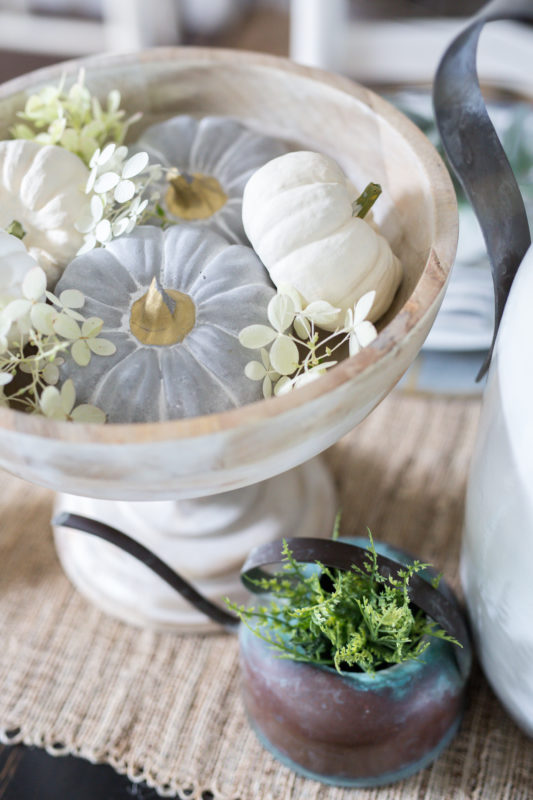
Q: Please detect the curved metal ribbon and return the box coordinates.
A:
[242,537,471,680]
[53,512,240,630]
[433,0,533,380]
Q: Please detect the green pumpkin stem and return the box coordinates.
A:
[352,182,382,219]
[6,220,26,240]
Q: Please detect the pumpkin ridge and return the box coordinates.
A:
[179,340,240,406]
[196,285,275,316]
[90,344,141,389]
[194,319,240,339]
[189,116,249,175]
[210,214,244,245]
[209,128,259,176]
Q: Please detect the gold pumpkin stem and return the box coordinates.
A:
[130,277,196,346]
[165,168,228,220]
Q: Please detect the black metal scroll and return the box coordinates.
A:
[53,512,240,630]
[433,0,533,379]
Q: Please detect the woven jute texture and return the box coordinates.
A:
[0,391,532,799]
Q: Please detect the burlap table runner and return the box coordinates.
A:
[0,391,531,799]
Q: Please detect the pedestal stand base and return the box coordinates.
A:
[53,459,336,632]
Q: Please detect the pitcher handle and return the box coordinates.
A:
[433,0,533,379]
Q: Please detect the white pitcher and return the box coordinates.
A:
[462,245,533,736]
[434,0,533,736]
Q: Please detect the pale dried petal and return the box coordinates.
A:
[269,335,299,376]
[294,361,337,389]
[112,218,130,237]
[22,267,46,302]
[114,180,136,203]
[260,348,270,370]
[262,374,273,399]
[304,300,341,328]
[293,316,311,341]
[42,363,59,385]
[353,290,376,324]
[239,325,277,349]
[82,317,103,338]
[71,338,91,366]
[267,293,295,334]
[3,299,31,322]
[343,308,354,330]
[122,151,149,178]
[355,320,378,348]
[274,376,292,396]
[39,386,65,419]
[85,167,97,193]
[277,284,303,311]
[0,372,13,386]
[95,219,112,244]
[64,308,86,322]
[89,148,101,169]
[77,235,97,255]
[71,404,106,424]
[245,360,266,381]
[31,303,55,335]
[97,143,117,165]
[90,194,105,221]
[87,337,116,356]
[60,379,76,414]
[349,332,361,357]
[59,289,85,309]
[54,314,82,340]
[94,171,120,194]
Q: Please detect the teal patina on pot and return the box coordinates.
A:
[51,515,471,786]
[239,538,470,787]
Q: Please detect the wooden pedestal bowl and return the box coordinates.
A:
[0,49,457,629]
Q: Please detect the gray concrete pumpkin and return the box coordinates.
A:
[132,115,289,244]
[55,225,275,423]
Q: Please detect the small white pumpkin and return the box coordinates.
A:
[242,151,403,331]
[132,115,288,244]
[0,228,43,347]
[0,229,40,307]
[0,140,90,287]
[55,225,276,423]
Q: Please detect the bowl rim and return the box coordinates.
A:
[0,46,458,444]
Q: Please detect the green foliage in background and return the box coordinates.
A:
[10,70,140,166]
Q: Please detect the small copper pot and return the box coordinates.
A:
[239,540,470,787]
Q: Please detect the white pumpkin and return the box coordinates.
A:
[0,229,43,347]
[242,151,403,331]
[132,115,288,244]
[0,140,90,287]
[0,229,40,307]
[55,225,276,423]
